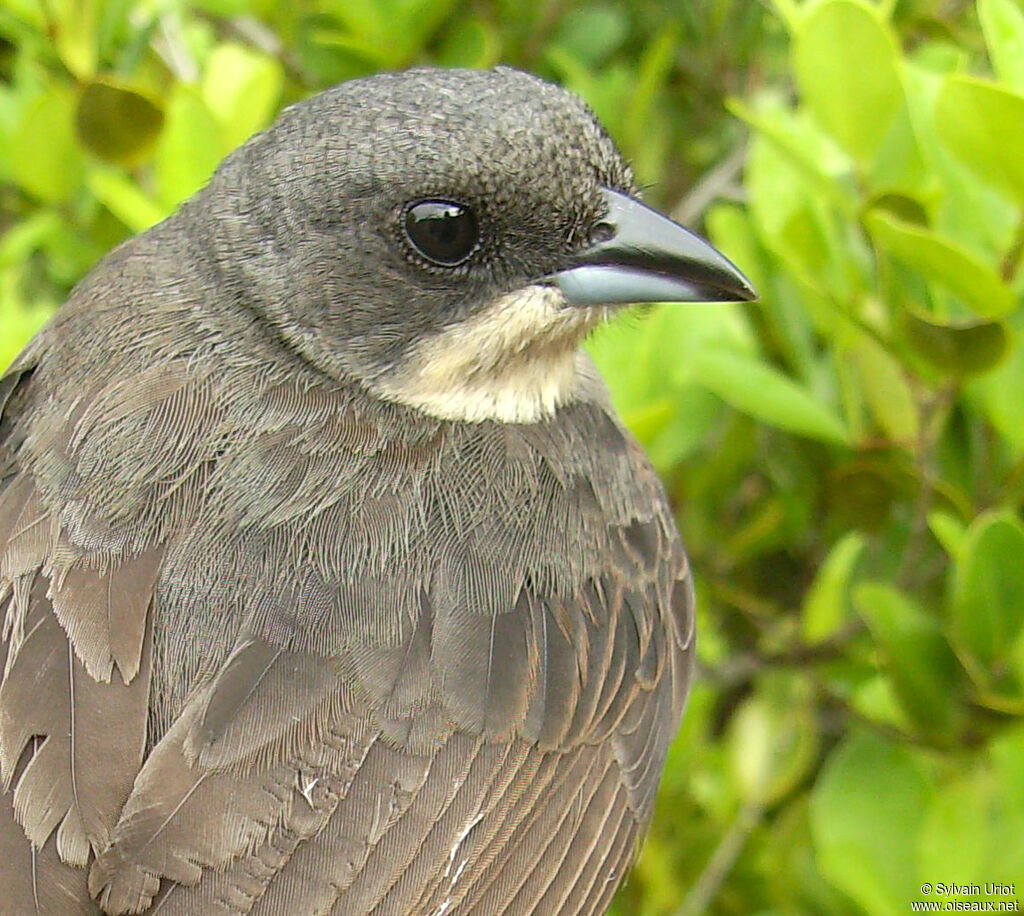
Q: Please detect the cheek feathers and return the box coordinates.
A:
[373,285,606,424]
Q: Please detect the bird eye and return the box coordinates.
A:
[404,200,479,266]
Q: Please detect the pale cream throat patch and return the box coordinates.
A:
[376,285,605,424]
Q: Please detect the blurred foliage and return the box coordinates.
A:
[1,0,1023,915]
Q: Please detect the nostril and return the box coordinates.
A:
[591,222,615,245]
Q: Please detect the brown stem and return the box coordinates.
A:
[698,619,865,688]
[895,384,955,592]
[1002,210,1024,284]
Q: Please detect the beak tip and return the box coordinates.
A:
[733,276,759,302]
[554,188,761,307]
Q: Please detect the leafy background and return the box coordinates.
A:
[2,0,1023,913]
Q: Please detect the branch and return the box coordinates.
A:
[671,142,749,228]
[672,800,764,916]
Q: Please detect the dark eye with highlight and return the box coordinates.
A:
[404,200,479,266]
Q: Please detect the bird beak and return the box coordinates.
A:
[552,188,757,306]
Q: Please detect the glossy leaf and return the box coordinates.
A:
[727,680,818,804]
[0,212,63,268]
[928,510,967,556]
[901,310,1008,376]
[920,726,1024,885]
[692,348,849,445]
[86,169,166,232]
[854,582,962,734]
[792,0,904,165]
[936,75,1024,204]
[52,0,98,78]
[155,87,224,209]
[9,88,84,204]
[76,80,163,165]
[846,332,920,444]
[202,44,284,152]
[588,305,756,469]
[801,531,866,641]
[867,210,1018,318]
[550,5,628,66]
[972,332,1024,454]
[811,732,932,916]
[979,0,1024,92]
[436,18,502,68]
[706,203,768,298]
[952,511,1024,693]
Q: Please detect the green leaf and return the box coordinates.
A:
[771,0,801,31]
[155,86,224,209]
[987,724,1024,879]
[76,80,163,165]
[706,203,768,303]
[314,0,459,67]
[979,0,1024,92]
[901,310,1008,377]
[52,0,99,78]
[951,511,1024,698]
[550,4,628,67]
[801,532,867,642]
[846,332,920,444]
[624,27,677,153]
[0,313,48,374]
[928,510,967,556]
[86,168,166,232]
[903,60,1019,258]
[9,87,84,204]
[692,348,850,445]
[587,304,756,469]
[729,97,855,214]
[0,211,63,268]
[436,18,502,68]
[854,582,962,735]
[810,732,932,916]
[918,771,993,886]
[792,0,904,165]
[866,210,1018,318]
[971,325,1024,454]
[727,678,818,804]
[936,75,1024,205]
[919,726,1024,886]
[201,44,284,152]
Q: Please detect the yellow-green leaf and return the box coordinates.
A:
[846,332,920,444]
[801,532,867,642]
[436,18,502,68]
[952,511,1024,691]
[928,510,967,556]
[854,582,962,735]
[867,210,1017,318]
[728,681,819,805]
[979,0,1024,92]
[155,87,224,209]
[692,348,849,444]
[811,733,933,916]
[52,0,99,78]
[86,169,166,232]
[9,88,84,203]
[936,75,1024,205]
[201,44,284,152]
[792,0,904,165]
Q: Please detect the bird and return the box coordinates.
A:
[0,66,754,915]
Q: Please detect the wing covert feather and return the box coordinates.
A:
[1,355,694,916]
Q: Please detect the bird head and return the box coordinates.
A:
[190,67,755,423]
